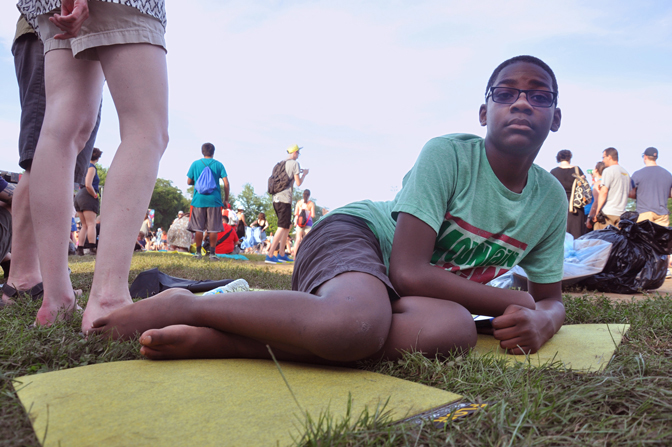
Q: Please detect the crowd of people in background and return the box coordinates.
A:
[64,144,671,262]
[550,146,672,242]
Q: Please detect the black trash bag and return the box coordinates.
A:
[129,267,234,298]
[577,211,672,293]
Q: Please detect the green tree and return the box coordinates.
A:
[95,163,108,186]
[234,183,273,226]
[148,178,190,231]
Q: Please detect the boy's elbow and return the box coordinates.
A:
[389,264,423,297]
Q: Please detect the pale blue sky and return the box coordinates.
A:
[1,0,671,210]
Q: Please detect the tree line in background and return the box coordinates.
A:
[95,164,325,234]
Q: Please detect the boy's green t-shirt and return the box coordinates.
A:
[324,134,567,284]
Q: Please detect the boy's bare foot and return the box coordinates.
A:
[88,288,196,339]
[139,325,235,360]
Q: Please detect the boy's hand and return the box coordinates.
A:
[491,304,553,355]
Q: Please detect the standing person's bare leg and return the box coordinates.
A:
[30,50,104,325]
[82,43,168,332]
[76,211,88,249]
[83,210,97,248]
[1,173,42,305]
[193,231,204,252]
[272,227,289,256]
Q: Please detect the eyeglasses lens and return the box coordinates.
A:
[490,87,555,107]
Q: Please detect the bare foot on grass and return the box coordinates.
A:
[81,295,134,335]
[88,288,196,339]
[140,325,235,360]
[35,295,77,326]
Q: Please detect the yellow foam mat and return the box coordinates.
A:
[473,323,630,371]
[13,359,461,447]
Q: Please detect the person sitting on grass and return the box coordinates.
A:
[215,215,240,255]
[134,232,146,252]
[92,55,567,363]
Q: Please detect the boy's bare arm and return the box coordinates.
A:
[491,281,565,354]
[389,212,535,317]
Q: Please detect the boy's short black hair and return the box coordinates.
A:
[556,150,572,163]
[222,215,229,223]
[485,55,559,97]
[202,142,215,157]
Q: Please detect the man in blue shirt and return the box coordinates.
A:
[187,143,229,260]
[629,147,672,227]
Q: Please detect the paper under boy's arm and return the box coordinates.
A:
[389,212,535,317]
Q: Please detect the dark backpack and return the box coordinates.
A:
[297,209,308,228]
[195,160,217,195]
[267,160,292,195]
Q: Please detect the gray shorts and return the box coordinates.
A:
[291,214,399,301]
[11,32,101,184]
[188,207,224,234]
[74,188,100,214]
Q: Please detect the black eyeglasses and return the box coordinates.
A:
[486,87,557,108]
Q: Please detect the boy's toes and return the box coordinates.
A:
[90,317,107,329]
[140,327,179,347]
[139,346,167,360]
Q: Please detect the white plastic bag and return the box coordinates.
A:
[488,233,612,289]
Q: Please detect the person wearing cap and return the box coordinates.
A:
[265,144,309,264]
[588,147,630,230]
[629,147,672,226]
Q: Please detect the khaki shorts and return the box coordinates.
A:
[637,211,670,227]
[36,1,166,61]
[593,214,621,231]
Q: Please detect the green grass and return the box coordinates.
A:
[2,253,672,446]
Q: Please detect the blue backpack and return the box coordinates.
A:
[195,160,217,195]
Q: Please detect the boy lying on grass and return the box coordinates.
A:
[92,55,567,362]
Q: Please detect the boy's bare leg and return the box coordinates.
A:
[138,295,477,362]
[374,295,477,359]
[138,325,344,365]
[1,172,42,305]
[30,50,104,325]
[92,272,393,362]
[81,43,169,333]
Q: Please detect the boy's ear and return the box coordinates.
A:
[550,107,562,132]
[478,104,487,127]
